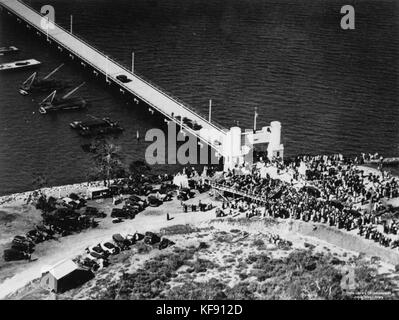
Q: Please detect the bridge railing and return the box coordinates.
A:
[9,0,227,132]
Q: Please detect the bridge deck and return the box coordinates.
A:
[0,0,226,153]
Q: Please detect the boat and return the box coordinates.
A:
[382,157,399,166]
[0,59,40,71]
[0,46,19,55]
[363,159,381,165]
[19,64,67,95]
[39,82,87,114]
[70,116,124,137]
[363,157,399,166]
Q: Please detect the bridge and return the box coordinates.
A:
[0,0,284,170]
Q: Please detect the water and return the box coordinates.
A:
[0,0,398,195]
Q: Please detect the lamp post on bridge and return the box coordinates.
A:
[208,99,212,123]
[105,55,109,83]
[254,107,258,132]
[46,16,49,41]
[132,51,135,74]
[70,15,73,34]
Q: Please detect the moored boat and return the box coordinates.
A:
[70,117,124,137]
[363,157,399,166]
[383,157,399,165]
[0,46,19,55]
[0,59,40,71]
[38,82,87,114]
[19,64,67,95]
[39,97,87,114]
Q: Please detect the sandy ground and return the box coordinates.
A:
[2,191,399,299]
[0,191,218,299]
[1,164,398,299]
[14,216,397,300]
[0,180,106,207]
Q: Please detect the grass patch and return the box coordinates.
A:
[159,224,199,235]
[100,247,198,299]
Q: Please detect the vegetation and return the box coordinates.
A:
[349,256,398,299]
[88,138,126,186]
[100,247,199,299]
[29,173,49,202]
[52,227,398,301]
[159,224,200,235]
[129,160,151,178]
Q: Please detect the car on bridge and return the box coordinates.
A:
[116,74,132,83]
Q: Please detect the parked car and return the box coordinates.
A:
[112,218,124,224]
[124,232,144,244]
[3,248,31,261]
[100,241,120,255]
[85,244,108,258]
[144,232,161,245]
[116,74,132,83]
[112,233,130,250]
[85,206,106,218]
[159,238,175,250]
[127,195,147,209]
[111,208,125,218]
[85,254,109,270]
[216,208,227,217]
[147,195,163,207]
[177,188,196,201]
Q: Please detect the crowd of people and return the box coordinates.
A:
[213,154,399,251]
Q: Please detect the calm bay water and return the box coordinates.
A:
[0,0,398,195]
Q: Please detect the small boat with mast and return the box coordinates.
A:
[19,63,67,95]
[39,82,87,114]
[70,115,124,137]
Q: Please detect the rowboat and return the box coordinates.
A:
[364,157,399,166]
[383,157,399,165]
[0,46,19,55]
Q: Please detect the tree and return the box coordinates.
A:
[89,138,126,186]
[29,173,49,204]
[129,160,151,178]
[32,173,49,190]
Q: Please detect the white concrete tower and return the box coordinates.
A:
[267,121,284,160]
[223,126,242,171]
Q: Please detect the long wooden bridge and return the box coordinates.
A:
[0,0,227,155]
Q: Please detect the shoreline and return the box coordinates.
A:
[1,163,398,208]
[0,180,106,207]
[0,161,399,299]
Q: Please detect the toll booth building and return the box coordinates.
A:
[41,259,93,293]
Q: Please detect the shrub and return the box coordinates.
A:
[100,247,198,299]
[239,273,248,280]
[135,242,151,254]
[245,255,258,264]
[198,242,209,250]
[226,282,256,300]
[165,278,227,300]
[224,256,236,263]
[304,242,315,250]
[253,239,265,247]
[188,258,218,273]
